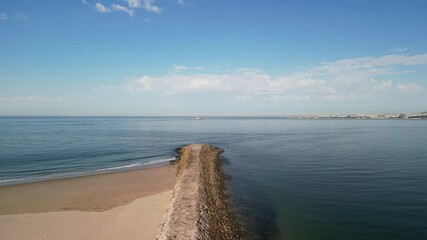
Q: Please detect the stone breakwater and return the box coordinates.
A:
[157,144,242,240]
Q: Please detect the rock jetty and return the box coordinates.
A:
[157,144,242,240]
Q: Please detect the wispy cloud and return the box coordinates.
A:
[124,0,162,13]
[396,83,423,92]
[172,65,205,73]
[389,48,408,53]
[102,53,426,101]
[141,0,162,13]
[143,0,163,13]
[95,2,111,13]
[0,96,63,108]
[0,12,30,22]
[111,4,134,16]
[88,0,163,16]
[125,0,142,8]
[86,0,187,17]
[0,13,8,20]
[14,12,30,21]
[0,96,45,103]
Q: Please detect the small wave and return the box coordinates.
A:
[0,174,61,185]
[0,157,175,186]
[94,163,144,172]
[0,178,29,184]
[94,157,175,172]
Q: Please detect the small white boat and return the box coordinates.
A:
[194,117,201,120]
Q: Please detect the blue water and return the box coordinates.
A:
[1,117,426,239]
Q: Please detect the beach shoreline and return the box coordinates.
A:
[0,159,175,187]
[0,144,242,240]
[0,164,176,215]
[0,164,176,240]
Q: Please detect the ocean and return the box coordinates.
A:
[1,117,426,239]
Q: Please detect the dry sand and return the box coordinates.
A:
[0,191,172,240]
[0,165,176,240]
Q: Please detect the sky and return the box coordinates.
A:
[1,0,427,116]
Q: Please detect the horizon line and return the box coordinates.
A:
[0,112,426,118]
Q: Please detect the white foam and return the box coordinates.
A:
[0,157,176,186]
[0,178,28,184]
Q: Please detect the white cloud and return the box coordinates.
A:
[0,13,7,20]
[111,4,134,16]
[172,65,189,72]
[396,83,423,93]
[176,0,185,4]
[125,0,142,8]
[95,3,111,13]
[125,0,162,13]
[142,0,162,13]
[319,54,427,72]
[172,65,205,73]
[90,2,135,17]
[370,79,394,92]
[1,96,45,102]
[88,0,162,16]
[389,48,408,53]
[14,12,29,21]
[269,95,311,101]
[104,53,426,101]
[118,68,331,98]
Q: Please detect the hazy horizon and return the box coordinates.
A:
[0,111,426,118]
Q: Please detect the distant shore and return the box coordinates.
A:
[287,112,427,120]
[0,165,176,240]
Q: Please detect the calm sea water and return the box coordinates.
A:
[1,117,426,239]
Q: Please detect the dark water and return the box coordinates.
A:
[1,117,426,239]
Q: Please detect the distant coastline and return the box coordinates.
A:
[1,112,426,119]
[288,112,427,120]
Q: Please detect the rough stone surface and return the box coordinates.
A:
[156,144,242,240]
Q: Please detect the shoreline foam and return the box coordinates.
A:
[0,165,176,215]
[0,157,175,187]
[0,144,241,239]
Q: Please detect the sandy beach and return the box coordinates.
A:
[0,165,176,240]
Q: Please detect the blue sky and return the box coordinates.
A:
[1,0,427,116]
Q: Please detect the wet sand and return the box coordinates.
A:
[0,165,176,240]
